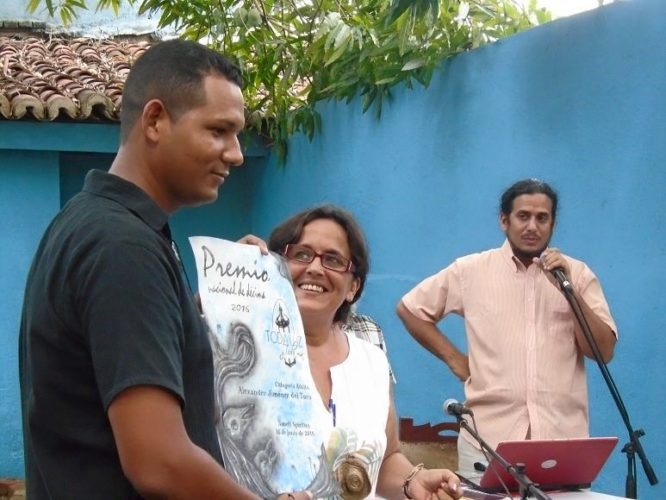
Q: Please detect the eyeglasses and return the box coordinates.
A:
[283,244,356,273]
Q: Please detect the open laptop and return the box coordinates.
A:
[478,437,618,492]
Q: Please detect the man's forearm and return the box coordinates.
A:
[109,386,260,500]
[572,291,617,363]
[397,302,469,381]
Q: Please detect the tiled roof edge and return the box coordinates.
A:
[0,33,152,122]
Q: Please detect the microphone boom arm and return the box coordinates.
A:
[558,283,658,497]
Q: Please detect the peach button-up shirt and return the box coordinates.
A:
[402,240,617,450]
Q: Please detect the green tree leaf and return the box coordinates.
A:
[24,0,552,163]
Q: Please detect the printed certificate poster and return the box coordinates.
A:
[189,237,337,497]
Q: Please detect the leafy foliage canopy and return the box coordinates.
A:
[29,0,550,161]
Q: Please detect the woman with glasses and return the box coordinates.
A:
[268,205,461,500]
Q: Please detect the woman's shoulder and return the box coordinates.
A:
[345,331,390,373]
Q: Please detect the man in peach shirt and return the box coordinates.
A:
[396,179,617,479]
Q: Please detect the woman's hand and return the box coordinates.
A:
[237,234,269,255]
[406,468,461,500]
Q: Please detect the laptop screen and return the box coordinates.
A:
[479,437,618,492]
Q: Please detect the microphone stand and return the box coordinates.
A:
[556,276,658,498]
[454,415,551,500]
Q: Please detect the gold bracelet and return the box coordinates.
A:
[402,463,425,499]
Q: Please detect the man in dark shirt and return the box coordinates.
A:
[18,39,285,499]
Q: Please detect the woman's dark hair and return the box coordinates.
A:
[500,178,559,220]
[268,204,369,324]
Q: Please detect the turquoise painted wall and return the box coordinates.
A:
[0,123,259,479]
[242,1,665,498]
[0,121,120,478]
[0,150,60,478]
[1,0,664,497]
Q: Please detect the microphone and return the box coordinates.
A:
[540,253,572,290]
[550,267,571,289]
[443,398,473,417]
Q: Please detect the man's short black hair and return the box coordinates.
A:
[119,39,243,143]
[500,178,559,220]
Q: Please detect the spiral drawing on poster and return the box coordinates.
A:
[208,320,342,497]
[208,321,276,497]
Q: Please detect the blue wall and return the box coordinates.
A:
[242,1,665,497]
[0,150,60,478]
[0,123,261,478]
[1,0,664,497]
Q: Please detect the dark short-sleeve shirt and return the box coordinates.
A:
[19,169,222,499]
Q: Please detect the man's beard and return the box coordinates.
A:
[509,240,549,264]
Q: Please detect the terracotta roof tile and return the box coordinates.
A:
[0,34,152,121]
